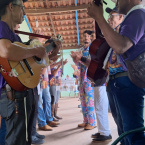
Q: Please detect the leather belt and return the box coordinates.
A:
[109,72,128,80]
[2,84,6,90]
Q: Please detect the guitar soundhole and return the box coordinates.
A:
[33,56,43,64]
[34,56,41,61]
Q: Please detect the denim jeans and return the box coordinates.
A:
[31,88,39,136]
[0,89,35,145]
[107,76,145,145]
[0,118,6,145]
[38,86,53,127]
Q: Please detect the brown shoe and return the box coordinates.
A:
[47,121,60,127]
[84,124,96,130]
[39,125,53,131]
[78,123,87,127]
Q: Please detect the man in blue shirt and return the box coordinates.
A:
[106,6,127,145]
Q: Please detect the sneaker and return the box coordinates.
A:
[35,132,45,139]
[78,123,87,127]
[84,124,97,130]
[31,136,44,144]
[91,133,100,138]
[92,134,112,142]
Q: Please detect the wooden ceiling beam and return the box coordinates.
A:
[48,13,56,36]
[54,27,94,33]
[27,11,86,16]
[25,4,88,14]
[27,0,69,2]
[39,28,93,34]
[31,22,94,29]
[29,17,92,23]
[51,11,86,15]
[58,34,80,37]
[52,17,92,22]
[49,0,69,1]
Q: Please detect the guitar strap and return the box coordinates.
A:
[24,97,28,141]
[102,48,112,70]
[102,23,122,70]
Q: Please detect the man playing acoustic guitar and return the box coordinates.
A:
[0,0,60,145]
[87,0,145,145]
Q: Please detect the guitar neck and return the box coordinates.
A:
[95,21,103,37]
[94,0,107,6]
[94,0,103,37]
[15,30,51,39]
[45,34,63,53]
[94,0,102,6]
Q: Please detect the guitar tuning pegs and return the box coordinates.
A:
[57,34,63,42]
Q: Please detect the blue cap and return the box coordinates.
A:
[105,7,119,14]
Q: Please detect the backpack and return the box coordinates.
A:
[123,52,145,88]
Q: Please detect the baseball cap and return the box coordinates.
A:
[105,7,119,14]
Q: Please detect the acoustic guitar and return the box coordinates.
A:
[0,35,63,91]
[87,0,110,86]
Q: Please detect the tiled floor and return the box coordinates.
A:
[35,97,118,145]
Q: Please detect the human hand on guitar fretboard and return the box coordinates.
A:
[54,40,62,50]
[48,40,62,60]
[44,34,63,60]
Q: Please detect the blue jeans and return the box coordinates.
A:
[0,89,35,145]
[38,87,53,127]
[107,76,145,145]
[0,118,6,145]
